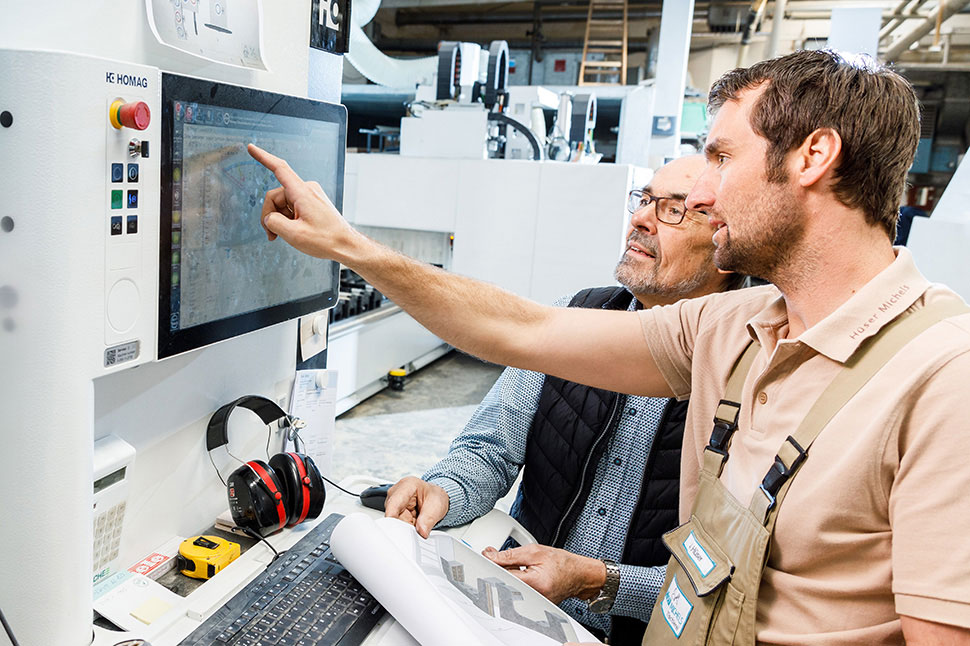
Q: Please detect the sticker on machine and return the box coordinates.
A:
[661,575,693,638]
[683,530,716,577]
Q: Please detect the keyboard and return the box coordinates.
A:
[179,513,385,646]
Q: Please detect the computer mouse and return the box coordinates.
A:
[359,483,393,511]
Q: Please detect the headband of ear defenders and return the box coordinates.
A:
[205,395,289,452]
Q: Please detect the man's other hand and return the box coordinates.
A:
[384,476,449,539]
[482,544,606,604]
[247,144,360,262]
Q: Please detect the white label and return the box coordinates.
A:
[104,340,139,367]
[683,530,716,577]
[661,575,693,638]
[324,0,340,29]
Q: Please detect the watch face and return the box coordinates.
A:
[588,597,612,614]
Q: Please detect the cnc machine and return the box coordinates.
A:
[0,3,345,644]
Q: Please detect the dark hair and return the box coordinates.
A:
[708,50,920,241]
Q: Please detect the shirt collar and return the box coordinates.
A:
[745,247,931,363]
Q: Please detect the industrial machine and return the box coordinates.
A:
[329,38,649,413]
[0,3,346,644]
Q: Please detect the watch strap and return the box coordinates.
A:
[588,559,621,613]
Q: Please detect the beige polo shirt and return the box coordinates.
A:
[639,247,970,644]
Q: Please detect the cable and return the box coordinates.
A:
[243,527,283,564]
[0,606,22,646]
[487,113,544,161]
[289,426,367,498]
[321,475,368,497]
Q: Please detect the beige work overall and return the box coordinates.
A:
[640,297,969,646]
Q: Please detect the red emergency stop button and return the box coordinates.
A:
[109,99,151,131]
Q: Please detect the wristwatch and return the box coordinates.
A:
[587,559,621,614]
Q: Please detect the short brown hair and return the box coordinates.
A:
[708,50,920,241]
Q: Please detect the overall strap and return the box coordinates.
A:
[750,297,970,524]
[702,340,761,478]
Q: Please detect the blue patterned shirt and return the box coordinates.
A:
[423,294,667,634]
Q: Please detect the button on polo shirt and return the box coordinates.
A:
[638,247,970,643]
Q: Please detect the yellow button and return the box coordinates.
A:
[758,391,768,405]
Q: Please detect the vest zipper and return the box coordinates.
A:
[619,397,675,562]
[550,393,624,547]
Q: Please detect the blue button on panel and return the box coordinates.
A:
[110,216,123,236]
[127,190,138,208]
[111,163,124,183]
[127,163,139,182]
[126,215,138,234]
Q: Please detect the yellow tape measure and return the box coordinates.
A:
[177,535,240,580]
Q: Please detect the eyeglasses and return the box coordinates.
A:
[626,189,692,225]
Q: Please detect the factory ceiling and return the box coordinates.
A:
[364,0,970,69]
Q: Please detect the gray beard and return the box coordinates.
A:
[613,253,715,301]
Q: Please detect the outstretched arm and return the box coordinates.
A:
[248,144,672,397]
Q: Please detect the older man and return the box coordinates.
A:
[383,155,743,645]
[248,50,970,645]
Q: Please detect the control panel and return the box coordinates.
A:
[102,71,160,371]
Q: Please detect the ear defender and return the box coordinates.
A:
[208,395,322,536]
[269,452,326,526]
[226,459,288,536]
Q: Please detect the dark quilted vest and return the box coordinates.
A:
[508,286,687,646]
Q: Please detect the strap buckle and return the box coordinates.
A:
[759,435,808,504]
[706,419,736,458]
[706,399,741,457]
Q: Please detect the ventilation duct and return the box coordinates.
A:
[345,0,437,88]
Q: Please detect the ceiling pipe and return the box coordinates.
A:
[374,36,659,53]
[396,8,663,25]
[880,0,932,42]
[393,7,712,26]
[765,0,788,59]
[736,0,768,66]
[884,0,970,61]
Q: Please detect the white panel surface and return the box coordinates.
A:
[352,154,460,232]
[531,164,634,303]
[452,160,542,296]
[907,220,970,303]
[828,7,881,57]
[400,110,488,159]
[0,1,313,97]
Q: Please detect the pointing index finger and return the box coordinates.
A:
[248,144,308,193]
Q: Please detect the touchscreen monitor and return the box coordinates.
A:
[158,73,345,358]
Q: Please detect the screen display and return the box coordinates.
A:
[159,74,345,358]
[94,467,126,494]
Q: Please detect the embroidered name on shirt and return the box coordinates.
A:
[849,283,910,340]
[662,575,693,638]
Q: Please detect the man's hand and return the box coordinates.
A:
[482,544,606,604]
[247,144,362,262]
[383,476,450,539]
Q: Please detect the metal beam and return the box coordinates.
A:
[765,0,788,58]
[393,5,706,26]
[879,0,932,42]
[884,0,970,60]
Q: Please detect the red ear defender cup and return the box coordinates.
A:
[226,460,287,536]
[207,395,323,533]
[269,453,326,526]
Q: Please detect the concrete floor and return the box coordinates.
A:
[329,350,505,484]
